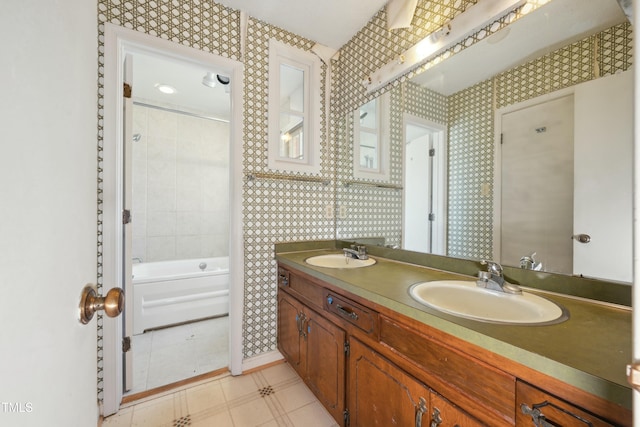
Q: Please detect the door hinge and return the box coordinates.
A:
[343,409,350,427]
[428,213,435,221]
[429,148,435,157]
[123,83,132,99]
[344,341,350,357]
[122,336,131,353]
[123,209,131,224]
[500,133,504,144]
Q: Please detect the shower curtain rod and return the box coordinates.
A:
[133,101,230,123]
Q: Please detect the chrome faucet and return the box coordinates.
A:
[343,245,369,260]
[476,260,522,295]
[520,252,541,271]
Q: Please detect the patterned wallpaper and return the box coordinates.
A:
[332,0,632,260]
[96,0,334,400]
[95,0,633,403]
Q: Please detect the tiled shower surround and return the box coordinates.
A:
[96,0,632,402]
[131,104,230,262]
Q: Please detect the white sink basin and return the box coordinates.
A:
[409,280,566,325]
[305,254,376,269]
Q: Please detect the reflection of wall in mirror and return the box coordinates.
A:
[334,16,632,268]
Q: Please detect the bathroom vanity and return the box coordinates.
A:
[275,246,632,426]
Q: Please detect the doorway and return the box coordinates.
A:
[402,114,447,254]
[125,51,232,394]
[102,24,244,416]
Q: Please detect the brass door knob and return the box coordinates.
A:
[79,285,124,324]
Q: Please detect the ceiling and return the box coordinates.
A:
[132,0,389,119]
[215,0,388,50]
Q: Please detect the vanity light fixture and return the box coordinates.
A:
[155,83,176,94]
[364,0,527,92]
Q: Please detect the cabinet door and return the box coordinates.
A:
[430,393,484,427]
[516,381,615,427]
[304,308,346,425]
[349,338,430,427]
[277,291,304,374]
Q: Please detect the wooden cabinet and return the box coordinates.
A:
[277,289,346,425]
[516,381,617,427]
[277,290,304,374]
[304,307,346,423]
[349,337,430,427]
[276,263,630,427]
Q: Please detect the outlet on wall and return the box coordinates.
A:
[325,204,335,219]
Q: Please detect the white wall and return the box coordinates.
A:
[132,105,230,262]
[0,1,98,425]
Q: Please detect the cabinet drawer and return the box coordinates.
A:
[324,291,377,335]
[516,381,616,427]
[278,267,324,308]
[380,316,515,423]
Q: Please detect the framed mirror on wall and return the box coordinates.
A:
[336,0,632,283]
[268,38,322,174]
[353,92,391,181]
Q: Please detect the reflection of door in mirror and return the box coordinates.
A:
[279,63,305,160]
[496,71,632,282]
[499,95,574,275]
[403,115,447,255]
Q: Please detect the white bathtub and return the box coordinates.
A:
[132,257,229,335]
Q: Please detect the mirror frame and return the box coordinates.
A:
[267,38,322,174]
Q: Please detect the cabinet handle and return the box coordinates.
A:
[279,274,289,286]
[521,402,594,427]
[430,406,442,427]
[295,312,307,338]
[336,304,359,320]
[415,397,427,427]
[298,312,307,338]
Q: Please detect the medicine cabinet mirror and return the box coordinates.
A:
[353,92,390,181]
[268,39,322,174]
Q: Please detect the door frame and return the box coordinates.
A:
[492,86,573,262]
[101,23,245,415]
[401,113,448,255]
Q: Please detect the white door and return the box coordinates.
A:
[403,116,447,254]
[0,1,99,426]
[500,96,574,274]
[573,70,632,283]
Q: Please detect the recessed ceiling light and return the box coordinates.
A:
[155,83,176,94]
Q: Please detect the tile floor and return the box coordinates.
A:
[128,316,229,394]
[103,362,339,427]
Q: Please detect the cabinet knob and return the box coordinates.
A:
[279,274,289,286]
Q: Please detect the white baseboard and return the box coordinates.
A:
[241,350,284,373]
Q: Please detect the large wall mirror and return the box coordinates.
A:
[336,0,632,283]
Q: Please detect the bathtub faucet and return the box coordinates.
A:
[132,257,143,264]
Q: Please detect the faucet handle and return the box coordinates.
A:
[481,260,503,275]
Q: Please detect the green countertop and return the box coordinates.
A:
[275,248,632,410]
